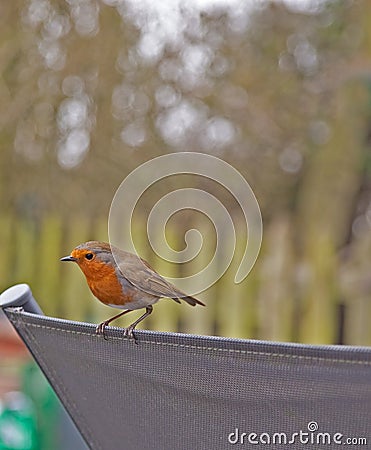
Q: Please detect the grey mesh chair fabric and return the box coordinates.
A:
[1,285,370,450]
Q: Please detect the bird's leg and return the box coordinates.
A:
[96,309,133,340]
[124,305,153,344]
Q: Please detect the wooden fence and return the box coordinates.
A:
[0,212,370,346]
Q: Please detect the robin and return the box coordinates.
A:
[60,241,205,343]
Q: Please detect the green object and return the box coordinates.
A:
[0,392,37,450]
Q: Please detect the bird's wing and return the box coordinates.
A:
[118,255,181,299]
[115,250,204,306]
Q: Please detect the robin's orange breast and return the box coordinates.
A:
[83,262,133,307]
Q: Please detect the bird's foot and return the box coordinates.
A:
[123,326,138,345]
[96,321,109,340]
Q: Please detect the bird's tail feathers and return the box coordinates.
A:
[173,295,205,307]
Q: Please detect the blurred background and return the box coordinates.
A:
[1,0,371,446]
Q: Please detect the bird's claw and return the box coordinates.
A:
[123,326,138,345]
[96,322,138,344]
[96,322,109,340]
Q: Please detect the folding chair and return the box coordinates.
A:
[1,284,370,450]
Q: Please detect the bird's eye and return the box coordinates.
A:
[85,253,94,260]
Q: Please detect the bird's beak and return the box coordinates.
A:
[60,255,77,262]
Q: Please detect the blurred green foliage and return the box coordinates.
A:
[0,0,370,345]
